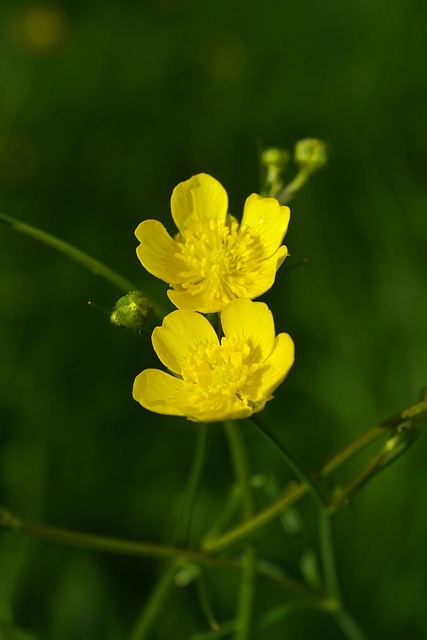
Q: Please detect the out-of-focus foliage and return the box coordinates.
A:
[1,0,426,638]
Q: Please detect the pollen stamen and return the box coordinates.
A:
[175,221,265,306]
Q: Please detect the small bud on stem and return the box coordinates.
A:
[111,291,152,331]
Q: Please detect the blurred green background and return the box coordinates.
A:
[1,0,427,638]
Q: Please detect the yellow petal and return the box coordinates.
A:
[221,299,275,360]
[133,369,186,416]
[241,194,290,258]
[168,289,224,314]
[258,333,295,398]
[152,309,218,374]
[135,220,186,284]
[244,245,288,300]
[171,173,228,233]
[176,394,253,423]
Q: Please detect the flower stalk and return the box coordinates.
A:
[224,421,257,640]
[0,211,137,294]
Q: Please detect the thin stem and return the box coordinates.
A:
[317,427,386,478]
[335,609,369,640]
[204,399,427,554]
[203,484,241,543]
[249,417,341,603]
[275,169,308,204]
[127,561,177,640]
[17,517,204,562]
[0,508,229,567]
[0,510,325,602]
[224,423,255,520]
[0,507,323,601]
[224,422,257,640]
[202,481,308,554]
[175,425,209,548]
[129,427,208,639]
[320,394,427,479]
[0,211,168,320]
[249,416,324,508]
[0,211,137,293]
[236,545,257,640]
[318,512,341,602]
[3,400,424,591]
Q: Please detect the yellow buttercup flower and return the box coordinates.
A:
[135,173,290,313]
[133,298,294,423]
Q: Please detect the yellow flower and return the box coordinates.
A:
[135,173,290,313]
[133,298,294,423]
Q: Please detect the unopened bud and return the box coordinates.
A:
[261,147,290,196]
[294,138,327,174]
[261,147,290,172]
[111,291,152,330]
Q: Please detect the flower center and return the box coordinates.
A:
[180,337,264,410]
[175,220,265,305]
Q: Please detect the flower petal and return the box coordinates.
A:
[241,194,290,258]
[244,245,288,300]
[171,173,228,233]
[133,369,186,416]
[152,309,219,374]
[258,332,295,398]
[184,401,253,423]
[221,299,275,360]
[167,289,223,314]
[135,220,187,284]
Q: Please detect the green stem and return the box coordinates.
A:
[249,417,341,603]
[224,423,255,520]
[335,609,369,640]
[275,169,309,204]
[0,211,137,292]
[127,561,177,640]
[202,481,307,554]
[0,507,322,600]
[3,400,424,600]
[205,399,427,554]
[318,511,340,602]
[249,417,324,508]
[14,515,204,561]
[224,422,257,640]
[316,426,386,478]
[247,423,370,640]
[0,210,168,320]
[175,425,208,548]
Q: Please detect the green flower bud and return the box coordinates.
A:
[294,138,327,174]
[111,291,152,330]
[261,147,290,196]
[261,147,290,172]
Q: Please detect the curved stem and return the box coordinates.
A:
[275,169,308,204]
[0,211,168,320]
[175,425,208,548]
[249,417,341,603]
[249,416,324,508]
[202,481,307,554]
[127,561,177,640]
[335,609,369,640]
[0,507,323,601]
[0,211,137,292]
[224,423,255,520]
[224,422,257,640]
[317,426,385,478]
[204,398,427,554]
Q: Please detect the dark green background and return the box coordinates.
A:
[1,1,426,638]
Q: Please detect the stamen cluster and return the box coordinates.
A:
[133,173,295,422]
